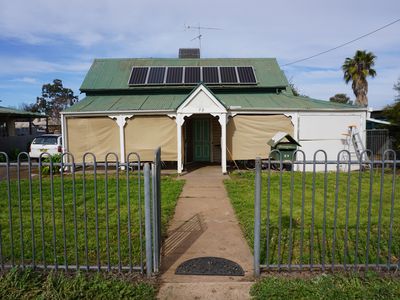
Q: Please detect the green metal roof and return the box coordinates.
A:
[0,106,44,118]
[216,91,359,110]
[72,57,363,114]
[65,94,186,112]
[64,90,360,113]
[80,58,288,91]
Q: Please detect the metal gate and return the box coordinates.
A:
[0,148,162,276]
[254,149,399,276]
[144,147,162,275]
[366,129,391,160]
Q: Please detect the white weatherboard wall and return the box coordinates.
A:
[297,112,367,171]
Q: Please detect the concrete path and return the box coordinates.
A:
[157,165,254,300]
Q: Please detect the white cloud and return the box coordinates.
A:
[0,56,91,75]
[11,77,38,84]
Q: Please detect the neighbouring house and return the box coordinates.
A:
[0,106,46,156]
[28,117,61,134]
[61,51,368,173]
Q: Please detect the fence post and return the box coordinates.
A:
[144,163,153,277]
[151,163,159,273]
[152,148,162,273]
[254,157,261,277]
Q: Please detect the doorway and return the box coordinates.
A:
[193,118,211,162]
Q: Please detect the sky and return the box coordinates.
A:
[0,0,399,110]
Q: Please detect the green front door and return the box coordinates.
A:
[193,119,210,162]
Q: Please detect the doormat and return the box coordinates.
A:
[175,257,244,276]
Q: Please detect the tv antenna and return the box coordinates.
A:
[184,23,222,52]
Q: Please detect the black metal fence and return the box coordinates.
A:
[0,149,162,276]
[254,149,399,275]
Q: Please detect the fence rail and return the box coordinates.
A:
[254,149,399,275]
[0,150,162,276]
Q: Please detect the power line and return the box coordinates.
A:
[282,17,400,67]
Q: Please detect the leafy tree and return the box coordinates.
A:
[22,79,77,120]
[394,77,400,102]
[329,93,352,104]
[22,79,78,121]
[342,50,377,107]
[20,102,39,113]
[289,82,301,96]
[383,77,400,152]
[288,80,308,98]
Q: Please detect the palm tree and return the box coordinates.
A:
[342,50,377,107]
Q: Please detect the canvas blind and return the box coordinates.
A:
[226,114,294,160]
[125,116,177,161]
[66,117,119,161]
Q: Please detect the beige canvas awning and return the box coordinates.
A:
[66,117,119,161]
[226,114,294,160]
[125,116,177,161]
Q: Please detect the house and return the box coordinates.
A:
[0,106,45,156]
[61,52,367,172]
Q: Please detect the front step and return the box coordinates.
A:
[157,282,253,300]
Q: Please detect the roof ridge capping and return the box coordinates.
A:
[93,57,279,61]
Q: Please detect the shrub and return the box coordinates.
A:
[41,153,62,175]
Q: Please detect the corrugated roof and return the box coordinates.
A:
[64,91,360,113]
[217,92,358,110]
[65,94,185,112]
[80,58,288,91]
[0,106,44,118]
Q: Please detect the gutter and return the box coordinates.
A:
[61,109,176,117]
[80,86,287,94]
[366,118,391,125]
[61,107,367,117]
[229,107,368,113]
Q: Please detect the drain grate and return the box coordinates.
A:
[175,257,244,276]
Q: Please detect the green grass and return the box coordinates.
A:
[225,170,400,267]
[0,173,184,269]
[251,272,400,300]
[0,268,155,299]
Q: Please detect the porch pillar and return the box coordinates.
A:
[6,118,15,136]
[176,115,185,174]
[218,114,227,174]
[109,115,133,167]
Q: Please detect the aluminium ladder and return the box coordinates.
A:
[344,125,370,164]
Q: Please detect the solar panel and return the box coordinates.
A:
[147,67,166,84]
[220,67,238,83]
[237,66,256,83]
[184,67,201,84]
[202,67,219,83]
[129,67,148,85]
[128,65,257,86]
[166,67,183,84]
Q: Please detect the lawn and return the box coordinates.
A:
[251,272,400,300]
[0,171,184,270]
[225,170,400,268]
[0,268,155,300]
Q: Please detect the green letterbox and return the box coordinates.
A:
[267,132,301,161]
